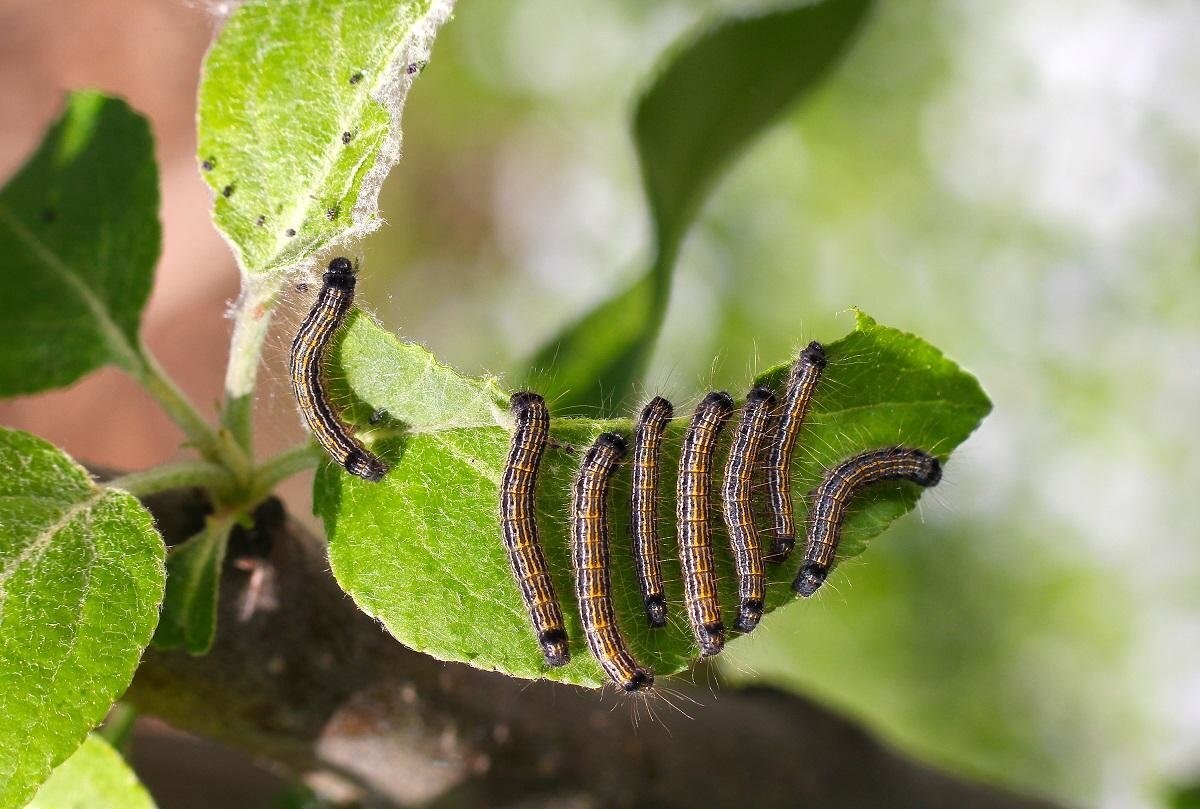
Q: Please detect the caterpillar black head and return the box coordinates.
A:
[345,450,387,482]
[623,668,654,693]
[697,620,725,657]
[792,563,828,598]
[538,628,570,668]
[799,340,827,371]
[323,256,356,290]
[913,452,942,487]
[644,595,667,629]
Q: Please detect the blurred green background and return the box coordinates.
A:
[351,0,1200,806]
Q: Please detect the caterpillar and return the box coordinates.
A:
[764,341,826,562]
[572,433,653,692]
[289,257,387,482]
[499,391,570,666]
[794,446,942,597]
[721,386,777,633]
[630,396,673,628]
[677,391,734,657]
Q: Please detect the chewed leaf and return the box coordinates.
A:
[26,735,156,809]
[316,312,990,688]
[0,92,159,395]
[198,0,454,277]
[0,429,164,808]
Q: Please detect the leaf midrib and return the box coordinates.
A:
[0,205,140,371]
[0,489,105,600]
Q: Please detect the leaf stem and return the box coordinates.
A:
[250,442,322,499]
[131,343,252,482]
[220,278,283,455]
[107,460,235,499]
[97,703,139,755]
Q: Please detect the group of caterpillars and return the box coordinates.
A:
[289,258,943,694]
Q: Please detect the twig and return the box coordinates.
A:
[126,488,1061,809]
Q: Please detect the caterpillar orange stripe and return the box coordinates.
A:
[289,257,387,482]
[572,433,652,692]
[794,446,942,597]
[764,341,826,562]
[499,391,570,666]
[630,396,673,628]
[721,386,776,633]
[677,391,734,657]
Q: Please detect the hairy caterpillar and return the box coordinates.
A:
[572,433,653,691]
[289,257,387,482]
[795,446,942,596]
[677,392,734,657]
[499,392,570,666]
[630,396,673,628]
[764,342,826,562]
[722,386,776,633]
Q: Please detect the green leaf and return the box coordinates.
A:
[637,0,873,256]
[152,516,235,655]
[527,0,874,413]
[0,429,165,809]
[317,311,991,688]
[0,92,159,396]
[198,0,453,279]
[26,735,156,809]
[523,275,655,416]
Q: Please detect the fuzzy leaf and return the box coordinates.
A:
[317,311,990,688]
[198,0,454,278]
[0,429,164,809]
[26,735,156,809]
[528,0,874,413]
[0,92,159,395]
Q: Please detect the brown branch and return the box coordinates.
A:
[127,490,1059,809]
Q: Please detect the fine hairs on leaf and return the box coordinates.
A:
[204,0,457,418]
[318,310,991,688]
[0,429,164,809]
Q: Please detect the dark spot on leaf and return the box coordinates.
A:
[222,184,234,198]
[40,208,56,223]
[255,214,266,227]
[295,282,309,293]
[406,61,427,75]
[350,72,363,85]
[285,228,296,237]
[201,158,215,171]
[326,206,338,221]
[369,408,388,425]
[341,131,353,145]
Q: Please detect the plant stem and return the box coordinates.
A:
[97,703,139,756]
[108,460,234,498]
[250,443,322,500]
[221,278,283,455]
[131,343,252,483]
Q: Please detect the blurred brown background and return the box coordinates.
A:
[0,0,241,471]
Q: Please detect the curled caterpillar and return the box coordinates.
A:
[289,257,387,482]
[795,446,942,597]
